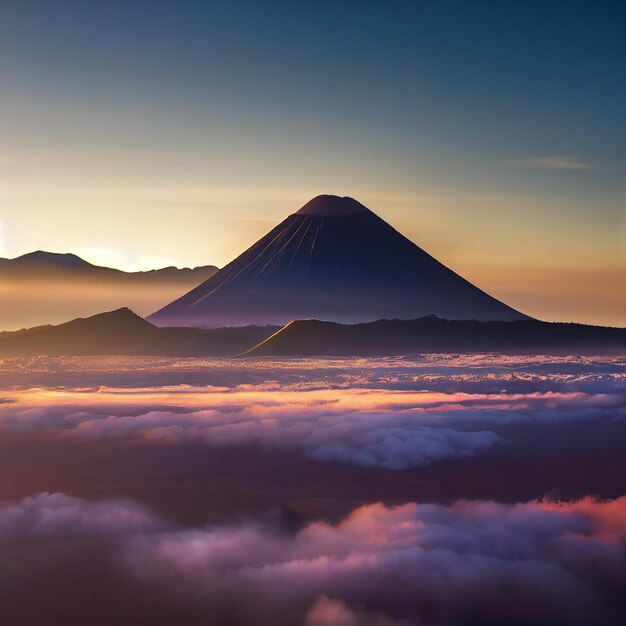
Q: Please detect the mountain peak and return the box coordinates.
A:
[100,306,141,319]
[69,307,151,327]
[149,194,529,328]
[17,250,91,266]
[295,195,370,216]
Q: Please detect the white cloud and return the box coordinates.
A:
[523,157,596,171]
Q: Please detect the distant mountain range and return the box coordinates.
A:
[149,195,528,328]
[0,251,217,281]
[246,316,625,356]
[3,197,621,354]
[0,308,621,358]
[0,251,218,331]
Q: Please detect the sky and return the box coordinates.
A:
[0,0,624,325]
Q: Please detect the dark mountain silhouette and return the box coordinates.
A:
[0,308,277,357]
[0,251,218,330]
[0,251,218,281]
[246,316,625,356]
[1,308,619,357]
[0,308,171,356]
[148,195,528,328]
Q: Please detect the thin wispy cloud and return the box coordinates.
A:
[524,157,597,171]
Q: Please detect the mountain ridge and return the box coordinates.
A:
[0,251,219,331]
[244,316,625,356]
[0,250,217,278]
[0,308,277,357]
[0,309,621,358]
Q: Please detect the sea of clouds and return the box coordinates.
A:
[1,492,624,626]
[1,355,624,624]
[0,354,623,469]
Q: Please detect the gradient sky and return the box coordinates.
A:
[0,0,624,325]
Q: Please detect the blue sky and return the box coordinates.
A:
[0,0,623,324]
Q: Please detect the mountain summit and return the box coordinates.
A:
[148,195,528,327]
[295,194,371,216]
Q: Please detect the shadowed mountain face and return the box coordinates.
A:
[0,308,172,356]
[0,251,218,331]
[148,195,528,328]
[0,308,277,357]
[246,316,626,356]
[1,308,620,358]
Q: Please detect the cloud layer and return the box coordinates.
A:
[2,353,624,392]
[2,493,624,626]
[0,354,623,470]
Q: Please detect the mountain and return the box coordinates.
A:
[245,316,626,356]
[0,251,218,331]
[0,308,277,357]
[2,308,619,358]
[0,308,175,356]
[0,251,217,281]
[148,195,528,328]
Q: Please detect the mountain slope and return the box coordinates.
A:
[148,195,528,328]
[245,316,626,356]
[0,308,277,357]
[0,251,218,330]
[0,308,185,356]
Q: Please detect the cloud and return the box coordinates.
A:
[1,353,622,393]
[1,493,624,626]
[0,492,161,540]
[0,354,623,470]
[304,596,411,626]
[0,359,626,469]
[523,157,597,171]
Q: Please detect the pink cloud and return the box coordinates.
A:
[0,354,622,470]
[1,381,622,468]
[1,493,624,626]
